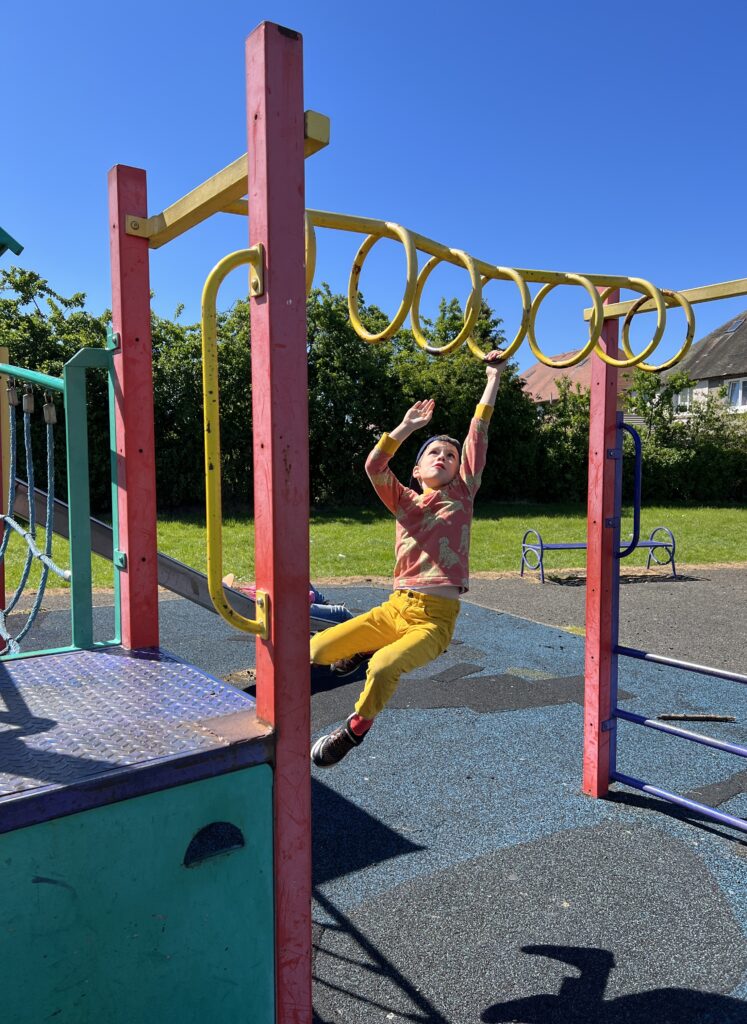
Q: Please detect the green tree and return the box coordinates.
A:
[307,285,399,505]
[536,377,590,501]
[0,267,111,510]
[623,367,695,439]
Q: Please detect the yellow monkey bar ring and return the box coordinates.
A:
[410,250,483,356]
[590,279,667,369]
[621,289,695,372]
[348,223,418,343]
[526,275,605,369]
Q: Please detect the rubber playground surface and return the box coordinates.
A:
[20,566,747,1022]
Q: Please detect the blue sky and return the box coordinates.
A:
[4,1,746,371]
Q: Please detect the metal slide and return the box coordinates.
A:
[13,482,337,633]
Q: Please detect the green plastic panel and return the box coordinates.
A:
[0,765,275,1024]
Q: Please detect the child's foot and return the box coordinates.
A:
[331,651,373,677]
[311,715,370,768]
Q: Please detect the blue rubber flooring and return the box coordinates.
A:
[310,586,747,1023]
[10,584,747,1021]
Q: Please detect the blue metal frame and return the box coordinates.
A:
[609,422,746,833]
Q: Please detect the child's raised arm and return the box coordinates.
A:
[478,350,506,409]
[389,399,435,443]
[366,400,435,513]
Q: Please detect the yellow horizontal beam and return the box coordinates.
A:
[303,110,330,157]
[583,277,747,320]
[307,209,635,290]
[126,110,330,249]
[219,205,637,289]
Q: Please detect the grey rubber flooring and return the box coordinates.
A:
[9,568,747,1023]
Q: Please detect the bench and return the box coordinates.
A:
[520,526,677,583]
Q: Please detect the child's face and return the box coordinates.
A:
[413,440,460,491]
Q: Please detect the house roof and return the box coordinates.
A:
[662,309,747,382]
[520,352,634,403]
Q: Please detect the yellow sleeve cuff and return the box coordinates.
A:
[475,403,494,422]
[376,433,401,455]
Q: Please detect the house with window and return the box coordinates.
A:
[520,352,634,406]
[662,310,747,413]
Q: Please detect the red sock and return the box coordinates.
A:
[348,714,373,737]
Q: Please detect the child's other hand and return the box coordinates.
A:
[484,349,506,379]
[401,399,435,431]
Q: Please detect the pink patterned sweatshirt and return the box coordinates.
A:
[365,403,493,594]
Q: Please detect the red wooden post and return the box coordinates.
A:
[246,23,311,1024]
[583,293,621,797]
[108,166,159,649]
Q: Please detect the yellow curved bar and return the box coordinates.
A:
[591,279,667,368]
[305,208,696,373]
[467,267,531,362]
[348,223,418,342]
[526,275,604,368]
[305,212,317,296]
[410,250,483,356]
[201,247,269,639]
[621,289,695,372]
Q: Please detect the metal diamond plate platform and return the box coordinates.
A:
[0,647,273,832]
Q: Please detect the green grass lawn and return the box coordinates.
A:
[5,502,744,591]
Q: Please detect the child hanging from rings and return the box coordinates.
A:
[310,349,505,767]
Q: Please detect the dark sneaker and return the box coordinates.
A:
[331,651,373,677]
[311,717,366,768]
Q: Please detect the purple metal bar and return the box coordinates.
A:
[617,645,747,686]
[612,771,747,833]
[615,708,747,758]
[617,424,641,559]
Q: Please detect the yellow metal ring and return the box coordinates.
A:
[305,212,317,296]
[621,289,695,372]
[591,278,667,368]
[527,274,604,368]
[348,223,417,342]
[466,266,531,362]
[410,249,483,356]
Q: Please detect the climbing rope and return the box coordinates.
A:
[0,383,70,654]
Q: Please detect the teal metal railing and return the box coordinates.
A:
[0,339,121,657]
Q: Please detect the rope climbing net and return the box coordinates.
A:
[0,381,70,653]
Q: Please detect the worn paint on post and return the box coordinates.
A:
[246,21,312,1024]
[583,290,621,798]
[108,165,159,649]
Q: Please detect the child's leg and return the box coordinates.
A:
[310,599,399,667]
[355,592,459,719]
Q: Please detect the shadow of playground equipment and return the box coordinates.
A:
[548,571,701,589]
[482,944,747,1023]
[312,778,424,886]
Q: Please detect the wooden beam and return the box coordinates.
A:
[126,111,329,249]
[246,22,313,1024]
[109,165,160,649]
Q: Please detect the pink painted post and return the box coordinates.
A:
[583,292,621,798]
[246,23,311,1024]
[108,166,159,649]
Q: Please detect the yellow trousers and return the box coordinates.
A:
[310,589,460,719]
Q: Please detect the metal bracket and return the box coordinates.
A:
[106,329,121,352]
[114,549,127,570]
[248,242,265,297]
[605,517,620,528]
[253,589,270,640]
[601,717,617,732]
[607,448,622,459]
